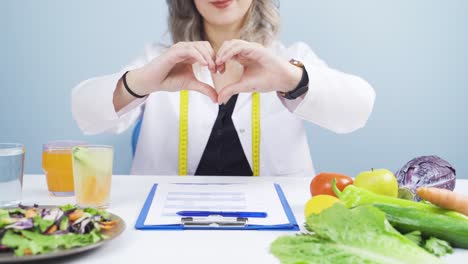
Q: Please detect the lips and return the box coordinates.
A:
[211,0,233,9]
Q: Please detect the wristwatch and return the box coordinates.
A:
[279,59,309,100]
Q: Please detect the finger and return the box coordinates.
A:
[187,46,209,66]
[216,62,226,74]
[217,41,244,64]
[217,79,253,104]
[215,40,239,73]
[193,42,216,73]
[187,80,218,103]
[216,40,235,63]
[220,43,257,67]
[172,45,208,66]
[202,41,217,73]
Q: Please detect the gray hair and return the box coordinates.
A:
[166,0,280,45]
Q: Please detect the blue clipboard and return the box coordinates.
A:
[135,183,299,231]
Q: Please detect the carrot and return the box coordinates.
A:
[100,220,117,226]
[417,187,468,216]
[46,225,57,234]
[25,209,37,218]
[99,224,113,231]
[68,209,84,222]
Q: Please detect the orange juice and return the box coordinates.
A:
[42,150,74,194]
[42,141,85,196]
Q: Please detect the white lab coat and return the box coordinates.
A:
[71,41,375,176]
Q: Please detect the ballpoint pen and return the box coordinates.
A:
[176,210,267,218]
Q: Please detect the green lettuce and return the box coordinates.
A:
[84,207,110,219]
[403,231,453,257]
[424,237,453,257]
[404,231,423,246]
[1,229,106,256]
[270,204,441,264]
[58,230,103,249]
[0,217,17,229]
[59,204,77,212]
[32,216,54,233]
[1,230,45,256]
[0,209,9,219]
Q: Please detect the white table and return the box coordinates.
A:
[20,175,468,264]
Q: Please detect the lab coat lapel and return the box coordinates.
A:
[232,93,253,170]
[187,65,218,174]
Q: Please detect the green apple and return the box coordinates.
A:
[354,168,398,197]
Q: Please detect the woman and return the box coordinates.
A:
[72,0,375,176]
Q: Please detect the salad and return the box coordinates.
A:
[0,204,117,256]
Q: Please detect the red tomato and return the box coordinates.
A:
[310,172,353,197]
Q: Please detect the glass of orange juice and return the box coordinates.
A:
[71,145,113,208]
[42,141,85,196]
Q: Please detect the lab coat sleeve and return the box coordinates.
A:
[71,46,159,135]
[278,42,376,134]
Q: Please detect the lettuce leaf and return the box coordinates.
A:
[58,230,103,249]
[59,204,77,212]
[0,229,106,256]
[1,230,45,256]
[0,209,9,219]
[84,208,110,219]
[404,230,423,246]
[32,216,54,233]
[271,204,441,264]
[424,237,453,257]
[403,231,453,257]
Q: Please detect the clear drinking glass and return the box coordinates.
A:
[42,140,86,197]
[71,145,113,208]
[0,143,25,207]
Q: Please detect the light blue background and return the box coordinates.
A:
[1,0,467,178]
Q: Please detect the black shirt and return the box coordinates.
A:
[195,94,253,176]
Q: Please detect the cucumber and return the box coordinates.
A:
[373,203,468,248]
[72,147,93,165]
[72,147,111,176]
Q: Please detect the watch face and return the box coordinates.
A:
[289,59,304,68]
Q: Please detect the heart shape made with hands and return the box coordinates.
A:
[147,39,301,105]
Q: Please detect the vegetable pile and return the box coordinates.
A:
[334,182,468,249]
[271,156,468,264]
[0,204,116,256]
[271,204,442,264]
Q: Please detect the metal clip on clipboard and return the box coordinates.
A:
[178,211,267,227]
[181,216,248,227]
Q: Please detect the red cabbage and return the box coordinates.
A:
[395,155,456,201]
[5,218,33,230]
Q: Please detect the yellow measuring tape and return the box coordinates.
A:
[178,91,260,176]
[251,92,260,176]
[178,90,189,176]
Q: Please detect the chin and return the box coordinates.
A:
[206,14,243,27]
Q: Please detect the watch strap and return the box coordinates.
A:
[279,59,309,100]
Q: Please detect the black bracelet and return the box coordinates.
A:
[122,71,147,98]
[280,61,309,100]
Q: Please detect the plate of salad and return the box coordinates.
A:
[0,204,125,263]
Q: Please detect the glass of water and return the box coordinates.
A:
[0,143,25,207]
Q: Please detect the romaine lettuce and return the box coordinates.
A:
[270,204,441,264]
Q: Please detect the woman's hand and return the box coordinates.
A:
[215,39,303,104]
[127,41,218,103]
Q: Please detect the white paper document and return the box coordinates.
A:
[144,183,290,226]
